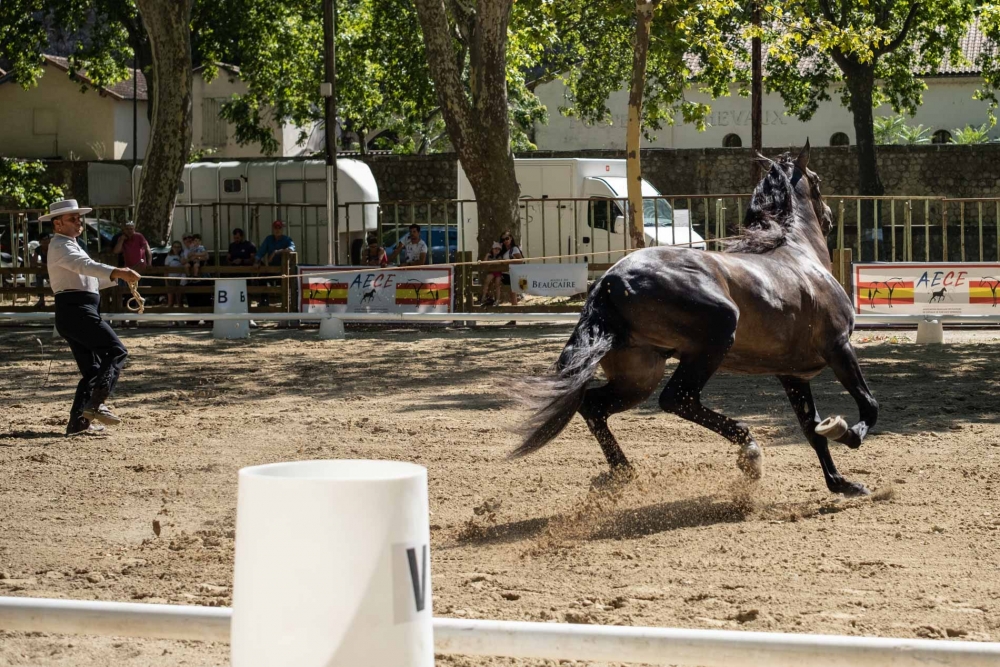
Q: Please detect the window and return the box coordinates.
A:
[588,199,622,233]
[201,98,228,147]
[723,133,743,148]
[830,132,850,147]
[932,129,952,144]
[223,178,243,194]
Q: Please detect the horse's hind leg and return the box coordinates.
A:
[658,348,763,480]
[778,376,869,496]
[579,347,666,470]
[819,339,879,450]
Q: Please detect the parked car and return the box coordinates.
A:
[375,225,459,265]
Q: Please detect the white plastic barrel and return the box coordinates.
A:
[318,315,345,340]
[230,460,433,667]
[916,319,945,344]
[213,278,249,339]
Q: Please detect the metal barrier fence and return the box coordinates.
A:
[5,195,1000,286]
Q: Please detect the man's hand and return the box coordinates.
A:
[112,268,141,283]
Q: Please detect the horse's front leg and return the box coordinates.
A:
[778,376,869,497]
[815,339,879,450]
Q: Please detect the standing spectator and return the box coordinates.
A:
[183,233,209,278]
[163,240,186,307]
[362,234,388,267]
[113,221,152,272]
[31,233,52,307]
[480,241,502,307]
[254,220,296,267]
[227,228,257,266]
[387,223,428,267]
[498,230,523,305]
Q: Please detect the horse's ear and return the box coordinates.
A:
[795,139,811,172]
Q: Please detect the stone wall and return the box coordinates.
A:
[39,144,1000,205]
[359,153,457,201]
[528,144,1000,198]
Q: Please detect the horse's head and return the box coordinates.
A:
[730,141,832,256]
[785,141,833,236]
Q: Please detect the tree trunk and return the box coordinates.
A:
[845,65,884,198]
[751,0,762,184]
[626,0,655,251]
[412,0,520,259]
[133,0,194,245]
[844,63,884,261]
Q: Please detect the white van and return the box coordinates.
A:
[457,158,705,263]
[87,159,379,265]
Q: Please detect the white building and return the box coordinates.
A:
[533,24,995,149]
[0,56,313,161]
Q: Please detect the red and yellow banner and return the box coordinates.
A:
[394,281,451,306]
[302,281,348,305]
[857,280,914,306]
[969,280,1000,305]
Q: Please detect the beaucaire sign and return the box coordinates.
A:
[854,263,1000,315]
[509,264,588,297]
[299,266,453,314]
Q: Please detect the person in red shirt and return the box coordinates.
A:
[113,221,152,272]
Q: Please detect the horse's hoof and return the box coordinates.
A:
[841,482,870,497]
[737,443,763,480]
[815,416,849,440]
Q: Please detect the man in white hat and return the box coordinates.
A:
[41,199,141,436]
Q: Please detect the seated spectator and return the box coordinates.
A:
[480,241,502,307]
[362,235,388,268]
[31,233,51,307]
[164,240,186,307]
[254,220,296,267]
[228,228,257,266]
[183,233,209,278]
[254,220,295,307]
[498,230,523,305]
[387,223,428,267]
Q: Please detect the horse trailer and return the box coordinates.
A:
[87,159,379,265]
[457,158,704,263]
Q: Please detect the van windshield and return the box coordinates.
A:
[594,177,673,227]
[643,198,673,227]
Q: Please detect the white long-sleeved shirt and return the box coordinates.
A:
[47,234,116,294]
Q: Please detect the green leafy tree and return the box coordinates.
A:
[952,122,991,144]
[545,0,741,245]
[897,122,931,144]
[409,0,558,255]
[873,114,908,144]
[0,159,64,209]
[765,0,974,200]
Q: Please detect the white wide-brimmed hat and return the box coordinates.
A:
[39,199,93,222]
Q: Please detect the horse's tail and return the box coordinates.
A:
[510,275,626,458]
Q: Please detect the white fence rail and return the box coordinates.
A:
[1,311,999,326]
[2,597,1000,667]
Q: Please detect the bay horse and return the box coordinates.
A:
[513,142,877,496]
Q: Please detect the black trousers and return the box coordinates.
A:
[54,292,129,420]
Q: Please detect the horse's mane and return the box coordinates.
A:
[726,153,796,254]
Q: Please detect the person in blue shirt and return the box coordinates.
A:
[254,220,296,267]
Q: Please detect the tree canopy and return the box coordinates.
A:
[764,0,974,194]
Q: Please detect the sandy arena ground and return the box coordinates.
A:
[1,323,999,666]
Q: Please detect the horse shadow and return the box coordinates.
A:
[454,494,751,547]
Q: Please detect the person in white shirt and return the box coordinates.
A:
[388,223,428,266]
[40,199,141,436]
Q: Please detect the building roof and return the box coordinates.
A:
[0,54,148,100]
[936,18,989,76]
[684,19,990,79]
